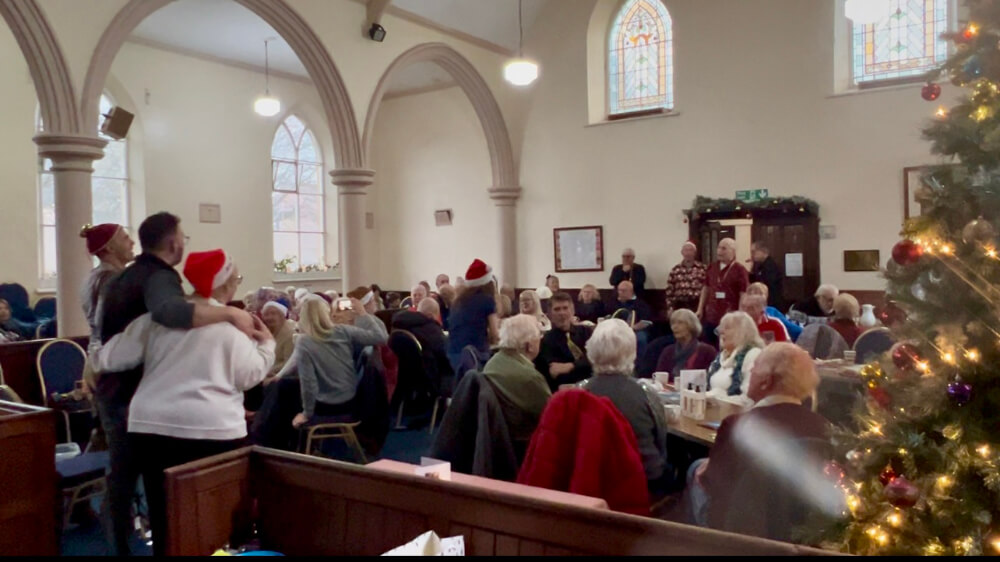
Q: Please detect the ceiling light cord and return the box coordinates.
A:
[518,0,524,57]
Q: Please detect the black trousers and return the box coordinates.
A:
[130,433,245,557]
[94,374,141,556]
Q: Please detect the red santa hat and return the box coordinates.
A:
[183,249,235,298]
[464,259,493,288]
[79,223,122,255]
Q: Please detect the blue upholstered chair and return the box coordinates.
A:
[33,297,56,320]
[0,283,36,323]
[853,327,895,364]
[37,339,89,442]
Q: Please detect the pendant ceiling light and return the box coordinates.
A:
[845,0,890,25]
[254,38,281,117]
[504,0,538,86]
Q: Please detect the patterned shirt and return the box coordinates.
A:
[664,261,707,309]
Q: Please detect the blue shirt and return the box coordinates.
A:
[447,292,496,354]
[767,306,802,342]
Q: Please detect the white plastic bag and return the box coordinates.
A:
[381,531,464,556]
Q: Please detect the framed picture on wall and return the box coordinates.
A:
[554,226,604,272]
[844,250,880,272]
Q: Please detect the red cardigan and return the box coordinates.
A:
[517,390,650,515]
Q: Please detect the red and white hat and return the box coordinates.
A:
[79,223,123,255]
[464,259,493,288]
[183,249,235,298]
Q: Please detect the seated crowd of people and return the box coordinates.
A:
[5,214,875,554]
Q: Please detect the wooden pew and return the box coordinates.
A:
[0,401,58,556]
[165,446,834,556]
[0,336,89,406]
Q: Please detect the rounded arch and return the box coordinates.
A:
[363,42,517,189]
[0,0,81,133]
[80,0,363,169]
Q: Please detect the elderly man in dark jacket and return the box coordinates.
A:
[392,298,453,395]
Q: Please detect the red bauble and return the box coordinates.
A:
[879,466,898,486]
[891,342,922,372]
[884,476,920,507]
[879,301,907,328]
[892,240,923,266]
[921,82,942,101]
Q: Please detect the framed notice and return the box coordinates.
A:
[903,166,927,221]
[554,226,604,272]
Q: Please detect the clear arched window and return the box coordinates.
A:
[39,94,129,281]
[608,0,674,116]
[851,0,950,86]
[271,115,325,273]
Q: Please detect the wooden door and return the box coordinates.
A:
[696,223,735,266]
[751,217,820,309]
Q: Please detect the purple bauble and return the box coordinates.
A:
[947,381,973,406]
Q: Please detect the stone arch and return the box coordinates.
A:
[362,42,518,190]
[80,0,364,169]
[0,0,81,133]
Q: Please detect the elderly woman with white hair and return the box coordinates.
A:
[706,311,765,407]
[687,343,830,535]
[655,309,717,381]
[518,289,551,331]
[582,319,671,494]
[482,314,552,456]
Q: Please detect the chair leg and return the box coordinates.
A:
[395,400,406,429]
[61,410,72,445]
[428,398,441,435]
[347,429,367,464]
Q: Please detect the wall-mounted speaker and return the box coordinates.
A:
[100,106,134,141]
[434,210,453,227]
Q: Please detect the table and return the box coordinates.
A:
[814,360,866,429]
[366,459,609,510]
[666,400,745,447]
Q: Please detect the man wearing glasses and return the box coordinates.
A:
[609,247,647,296]
[94,212,255,555]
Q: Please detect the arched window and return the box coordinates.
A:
[851,0,950,86]
[271,115,325,273]
[39,94,129,282]
[608,0,674,116]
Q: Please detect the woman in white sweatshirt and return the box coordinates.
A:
[96,250,274,557]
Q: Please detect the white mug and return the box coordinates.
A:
[844,350,857,362]
[653,371,671,388]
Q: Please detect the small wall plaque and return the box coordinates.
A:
[844,250,880,272]
[199,203,221,224]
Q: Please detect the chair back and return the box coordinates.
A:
[0,283,32,322]
[611,308,636,326]
[33,297,56,320]
[399,297,413,309]
[796,324,847,360]
[455,345,486,385]
[0,384,22,403]
[853,327,894,364]
[36,339,87,405]
[38,320,58,340]
[387,329,428,405]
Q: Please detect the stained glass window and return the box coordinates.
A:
[852,0,950,86]
[39,94,129,282]
[272,115,326,273]
[608,0,674,115]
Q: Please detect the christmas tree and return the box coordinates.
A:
[819,0,1000,555]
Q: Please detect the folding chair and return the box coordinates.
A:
[56,450,109,529]
[298,416,367,464]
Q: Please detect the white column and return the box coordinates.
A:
[34,133,107,337]
[331,168,375,291]
[489,186,522,287]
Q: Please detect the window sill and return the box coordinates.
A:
[272,271,341,283]
[35,287,56,295]
[585,110,681,128]
[827,81,925,99]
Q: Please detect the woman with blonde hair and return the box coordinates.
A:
[829,293,862,347]
[252,294,387,449]
[576,284,606,324]
[706,311,765,407]
[518,289,552,331]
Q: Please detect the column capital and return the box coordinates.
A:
[489,185,522,206]
[34,133,107,172]
[330,168,376,195]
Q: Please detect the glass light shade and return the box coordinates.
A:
[845,0,889,24]
[504,59,539,86]
[254,96,281,117]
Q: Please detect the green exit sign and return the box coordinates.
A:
[736,189,769,203]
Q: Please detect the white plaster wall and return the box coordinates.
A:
[0,40,337,295]
[515,0,961,291]
[368,86,496,290]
